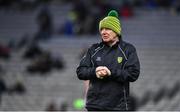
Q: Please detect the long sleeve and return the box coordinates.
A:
[110,45,140,83]
[76,48,96,80]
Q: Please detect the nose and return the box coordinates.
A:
[100,28,106,34]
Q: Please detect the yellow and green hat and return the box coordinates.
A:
[99,10,121,36]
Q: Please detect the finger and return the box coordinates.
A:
[97,71,102,75]
[103,67,111,75]
[97,71,104,76]
[100,70,107,76]
[101,70,107,76]
[96,66,104,72]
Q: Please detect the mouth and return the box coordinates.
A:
[102,35,109,39]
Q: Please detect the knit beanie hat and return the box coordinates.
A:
[99,10,121,36]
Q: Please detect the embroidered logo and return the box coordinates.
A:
[117,57,123,63]
[96,57,101,61]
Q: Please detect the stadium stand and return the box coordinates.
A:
[0,0,180,111]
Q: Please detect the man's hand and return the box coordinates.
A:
[96,66,111,79]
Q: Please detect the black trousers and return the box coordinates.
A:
[86,107,120,111]
[86,107,105,111]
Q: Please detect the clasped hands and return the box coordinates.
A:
[96,66,111,79]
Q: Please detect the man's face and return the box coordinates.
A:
[100,28,117,43]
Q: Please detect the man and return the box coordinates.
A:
[76,10,140,111]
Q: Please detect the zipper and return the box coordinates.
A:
[118,44,128,110]
[118,45,127,60]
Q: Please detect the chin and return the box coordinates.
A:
[103,39,110,43]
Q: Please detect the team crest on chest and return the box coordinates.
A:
[117,57,123,63]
